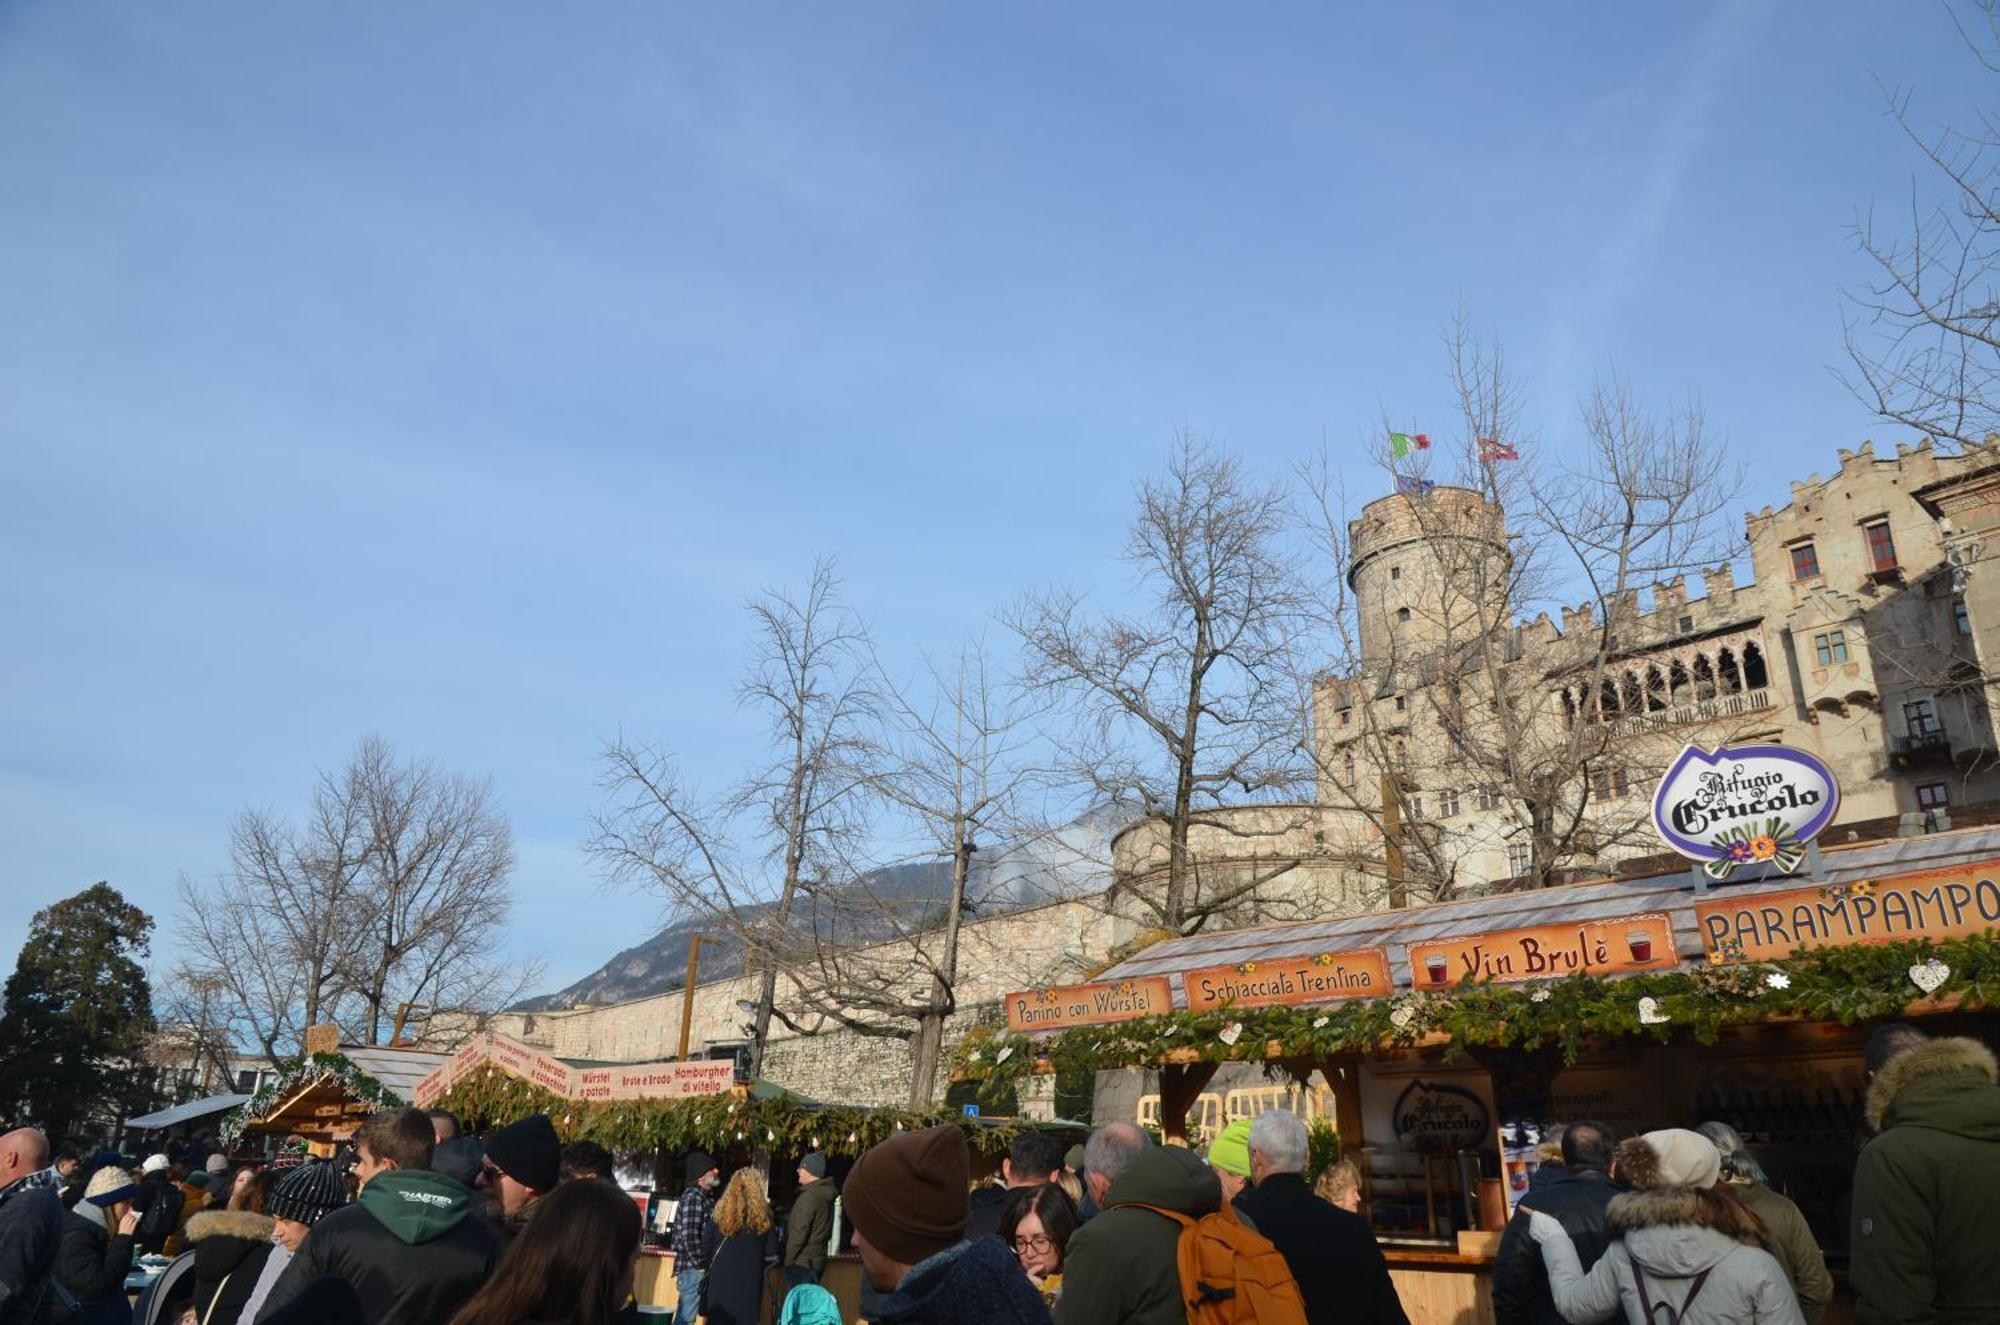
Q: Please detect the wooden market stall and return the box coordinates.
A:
[220,1026,447,1158]
[973,824,2000,1325]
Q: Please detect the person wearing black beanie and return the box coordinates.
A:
[479,1115,561,1245]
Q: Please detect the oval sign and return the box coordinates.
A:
[1652,743,1840,879]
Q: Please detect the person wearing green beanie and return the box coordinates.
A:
[1205,1120,1254,1208]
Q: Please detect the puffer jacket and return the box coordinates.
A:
[1850,1035,2000,1325]
[1052,1146,1220,1325]
[183,1209,275,1325]
[872,1235,1050,1325]
[51,1205,134,1325]
[1531,1187,1805,1325]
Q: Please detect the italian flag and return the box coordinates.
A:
[1389,432,1430,458]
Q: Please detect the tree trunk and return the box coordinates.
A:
[908,835,972,1107]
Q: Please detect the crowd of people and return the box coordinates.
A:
[0,1017,1991,1325]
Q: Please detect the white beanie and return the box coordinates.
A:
[204,1153,229,1174]
[1618,1128,1722,1190]
[141,1154,170,1175]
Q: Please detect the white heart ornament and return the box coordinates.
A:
[1638,996,1671,1025]
[1389,1005,1416,1030]
[1217,1022,1243,1047]
[993,1046,1014,1065]
[1311,1016,1330,1029]
[1910,959,1951,994]
[1764,972,1791,991]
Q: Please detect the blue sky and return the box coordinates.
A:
[1,2,1985,995]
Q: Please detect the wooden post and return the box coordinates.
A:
[303,1023,341,1057]
[1158,1062,1220,1145]
[678,937,707,1061]
[1381,774,1407,908]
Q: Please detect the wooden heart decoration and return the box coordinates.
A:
[1217,1022,1243,1047]
[1389,1004,1416,1030]
[1638,996,1671,1025]
[1909,959,1951,994]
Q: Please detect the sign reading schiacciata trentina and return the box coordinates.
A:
[1652,743,1840,879]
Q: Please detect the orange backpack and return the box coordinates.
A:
[1128,1201,1310,1325]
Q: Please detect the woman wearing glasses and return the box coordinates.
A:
[998,1184,1080,1308]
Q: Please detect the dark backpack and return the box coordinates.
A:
[135,1184,182,1245]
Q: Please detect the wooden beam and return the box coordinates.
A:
[1157,1062,1219,1144]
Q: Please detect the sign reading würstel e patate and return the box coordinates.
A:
[1696,860,2000,962]
[1182,949,1393,1012]
[1409,914,1679,988]
[1004,977,1174,1032]
[1652,743,1840,879]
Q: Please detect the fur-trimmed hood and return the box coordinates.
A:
[1608,1188,1763,1243]
[1866,1035,2000,1132]
[184,1208,275,1244]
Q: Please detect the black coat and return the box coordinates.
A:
[255,1195,499,1325]
[52,1210,134,1325]
[184,1210,276,1325]
[963,1185,1011,1243]
[0,1182,64,1325]
[1232,1173,1408,1325]
[1491,1167,1618,1325]
[781,1180,836,1276]
[699,1230,772,1325]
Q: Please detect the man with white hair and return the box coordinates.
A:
[1057,1121,1228,1325]
[0,1128,63,1325]
[1234,1110,1408,1325]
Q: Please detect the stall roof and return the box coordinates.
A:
[1097,824,2000,1005]
[338,1044,453,1103]
[126,1092,252,1131]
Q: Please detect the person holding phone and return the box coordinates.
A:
[55,1166,140,1325]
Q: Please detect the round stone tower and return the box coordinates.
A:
[1347,485,1511,663]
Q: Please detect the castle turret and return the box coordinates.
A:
[1348,486,1511,664]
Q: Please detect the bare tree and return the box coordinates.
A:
[176,737,529,1061]
[589,561,877,1079]
[1009,435,1311,934]
[775,640,1053,1106]
[1303,319,1743,898]
[1842,3,2000,450]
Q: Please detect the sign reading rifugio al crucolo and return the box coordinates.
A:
[1651,743,1840,879]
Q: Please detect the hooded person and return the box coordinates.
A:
[183,1169,278,1325]
[777,1282,844,1325]
[253,1108,499,1325]
[1849,1024,2000,1325]
[1529,1129,1805,1325]
[479,1114,561,1244]
[844,1123,1050,1325]
[54,1165,139,1325]
[781,1152,836,1286]
[1053,1129,1219,1325]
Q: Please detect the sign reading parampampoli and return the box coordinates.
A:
[1652,743,1840,879]
[1003,978,1174,1032]
[1696,860,2000,962]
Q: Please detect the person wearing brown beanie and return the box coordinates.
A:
[844,1124,1050,1325]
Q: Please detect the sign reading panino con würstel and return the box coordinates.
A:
[1003,977,1174,1032]
[1651,742,1841,878]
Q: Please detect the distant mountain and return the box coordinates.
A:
[515,806,1124,1012]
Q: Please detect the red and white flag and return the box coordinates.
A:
[1478,437,1519,462]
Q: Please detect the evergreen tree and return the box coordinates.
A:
[0,883,156,1144]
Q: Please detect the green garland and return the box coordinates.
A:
[220,1052,404,1146]
[430,1069,1032,1158]
[953,933,2000,1091]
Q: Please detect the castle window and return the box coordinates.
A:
[1476,784,1502,811]
[1407,795,1425,820]
[1439,788,1462,817]
[1390,566,1402,580]
[1397,607,1411,622]
[1343,751,1356,784]
[1339,707,1351,726]
[1864,519,1898,572]
[1506,841,1532,877]
[1612,767,1629,798]
[1394,694,1407,712]
[1678,615,1694,634]
[1790,541,1820,581]
[1955,599,1972,636]
[1591,767,1611,800]
[1918,781,1949,811]
[1814,630,1848,665]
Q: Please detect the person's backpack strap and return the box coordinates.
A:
[1632,1264,1714,1325]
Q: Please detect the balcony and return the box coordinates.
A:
[1891,726,1953,767]
[1603,686,1774,738]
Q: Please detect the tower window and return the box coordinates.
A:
[1390,566,1401,580]
[1864,519,1898,572]
[1790,542,1820,581]
[1438,788,1461,817]
[1678,615,1694,634]
[1506,842,1532,877]
[1396,607,1411,622]
[1955,599,1972,636]
[1394,694,1407,712]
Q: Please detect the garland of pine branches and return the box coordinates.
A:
[220,1052,404,1146]
[952,932,2000,1091]
[428,1068,1029,1157]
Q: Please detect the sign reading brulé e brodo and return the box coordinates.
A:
[1651,742,1840,879]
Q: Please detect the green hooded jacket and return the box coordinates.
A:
[1851,1036,2000,1325]
[1053,1145,1220,1325]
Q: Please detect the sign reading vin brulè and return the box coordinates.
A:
[1004,977,1174,1033]
[1651,743,1840,879]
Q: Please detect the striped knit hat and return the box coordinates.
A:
[266,1160,349,1227]
[85,1166,136,1207]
